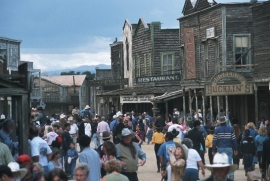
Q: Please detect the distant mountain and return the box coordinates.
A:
[41,64,111,76]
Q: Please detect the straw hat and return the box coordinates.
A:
[8,162,27,179]
[68,117,74,121]
[102,131,111,139]
[85,105,91,109]
[174,142,189,160]
[217,116,226,124]
[205,153,238,172]
[117,128,135,139]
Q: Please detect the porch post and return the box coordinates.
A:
[195,89,198,119]
[210,96,213,122]
[189,89,192,114]
[226,95,229,122]
[254,84,258,126]
[165,101,168,121]
[202,89,205,124]
[217,96,220,118]
[183,89,186,122]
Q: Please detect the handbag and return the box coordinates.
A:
[247,169,261,181]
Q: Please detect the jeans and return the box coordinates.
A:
[43,166,49,174]
[147,130,153,144]
[217,147,234,179]
[67,160,76,178]
[92,133,99,149]
[183,168,198,181]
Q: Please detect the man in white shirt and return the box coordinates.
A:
[168,117,182,140]
[68,117,78,147]
[97,116,110,145]
[29,126,52,174]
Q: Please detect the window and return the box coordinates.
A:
[234,35,251,70]
[161,52,174,75]
[125,38,129,71]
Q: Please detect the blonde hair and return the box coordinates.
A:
[247,122,256,129]
[258,126,267,136]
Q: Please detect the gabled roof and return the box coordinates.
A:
[133,18,149,36]
[122,19,132,30]
[182,0,196,15]
[41,75,86,86]
[182,0,217,15]
[195,0,217,10]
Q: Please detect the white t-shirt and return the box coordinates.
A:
[84,123,92,137]
[168,124,182,139]
[186,148,202,169]
[69,123,78,134]
[30,136,52,166]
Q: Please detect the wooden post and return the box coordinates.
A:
[195,89,198,119]
[189,89,192,114]
[183,89,186,122]
[210,96,213,122]
[120,103,123,113]
[202,89,205,125]
[254,84,258,126]
[217,96,220,118]
[165,101,168,121]
[18,94,30,154]
[226,95,229,122]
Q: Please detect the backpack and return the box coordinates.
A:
[51,135,62,149]
[78,122,87,137]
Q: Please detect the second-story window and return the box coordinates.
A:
[234,35,251,70]
[161,52,174,75]
[126,38,129,71]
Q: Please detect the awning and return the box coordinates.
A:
[150,89,182,103]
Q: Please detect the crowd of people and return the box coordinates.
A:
[0,105,270,181]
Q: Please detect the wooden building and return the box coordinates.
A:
[34,75,88,116]
[97,18,182,117]
[0,37,38,154]
[179,0,256,126]
[251,0,270,120]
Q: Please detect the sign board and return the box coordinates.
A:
[205,71,253,96]
[43,87,59,93]
[136,74,180,83]
[184,28,196,79]
[87,78,128,86]
[120,94,154,103]
[206,27,215,39]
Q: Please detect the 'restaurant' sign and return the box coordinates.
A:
[184,28,196,79]
[120,94,154,103]
[205,71,253,96]
[136,74,180,83]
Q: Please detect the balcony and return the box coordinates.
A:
[30,88,42,100]
[43,95,79,103]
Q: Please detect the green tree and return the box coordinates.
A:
[60,70,95,80]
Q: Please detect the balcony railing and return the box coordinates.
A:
[43,95,79,103]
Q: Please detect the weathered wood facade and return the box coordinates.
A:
[34,75,88,116]
[179,0,255,126]
[251,1,270,120]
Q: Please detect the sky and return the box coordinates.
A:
[0,0,249,72]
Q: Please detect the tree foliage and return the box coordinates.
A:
[60,71,95,80]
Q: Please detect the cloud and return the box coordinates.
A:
[21,51,110,72]
[21,36,113,72]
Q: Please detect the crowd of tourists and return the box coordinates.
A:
[0,105,270,181]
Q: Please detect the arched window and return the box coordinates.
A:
[126,38,129,70]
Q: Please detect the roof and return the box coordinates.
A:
[97,85,181,96]
[151,89,183,102]
[41,75,86,86]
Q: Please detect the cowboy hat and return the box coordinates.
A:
[68,116,74,121]
[8,162,27,179]
[217,116,226,123]
[0,114,5,119]
[174,142,189,160]
[209,126,215,132]
[102,131,111,139]
[117,128,135,139]
[205,153,238,172]
[85,105,91,109]
[198,109,202,113]
[186,116,192,122]
[60,114,66,119]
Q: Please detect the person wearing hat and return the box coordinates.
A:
[212,116,238,180]
[109,105,116,122]
[32,107,47,127]
[167,142,188,181]
[80,105,92,119]
[185,120,206,156]
[201,152,238,181]
[194,109,202,121]
[0,165,15,181]
[205,126,215,164]
[68,116,79,148]
[115,128,146,181]
[8,162,27,180]
[97,116,110,145]
[17,154,32,181]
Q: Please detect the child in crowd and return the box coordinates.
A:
[67,142,78,179]
[151,127,165,172]
[205,126,214,164]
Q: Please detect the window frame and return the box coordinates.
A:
[233,34,251,71]
[160,52,175,75]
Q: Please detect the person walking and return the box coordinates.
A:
[212,116,238,180]
[255,126,268,172]
[151,127,165,173]
[115,128,146,181]
[205,126,214,164]
[97,116,110,145]
[232,124,242,169]
[62,123,72,175]
[68,117,78,148]
[79,135,101,181]
[67,142,78,179]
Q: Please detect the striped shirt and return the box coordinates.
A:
[212,124,237,152]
